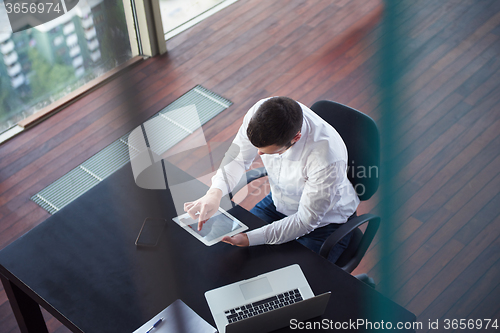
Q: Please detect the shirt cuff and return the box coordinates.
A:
[246,227,267,246]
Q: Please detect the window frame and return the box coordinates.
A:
[0,0,166,144]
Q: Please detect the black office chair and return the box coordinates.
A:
[231,100,380,286]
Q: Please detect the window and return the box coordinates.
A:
[0,0,135,133]
[160,0,236,38]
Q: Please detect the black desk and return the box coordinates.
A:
[0,162,416,332]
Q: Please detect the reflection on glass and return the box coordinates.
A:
[0,0,132,133]
[160,0,226,34]
[127,104,248,218]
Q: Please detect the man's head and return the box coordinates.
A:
[247,97,303,155]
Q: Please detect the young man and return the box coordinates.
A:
[183,97,359,263]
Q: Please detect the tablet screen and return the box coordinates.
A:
[178,212,244,243]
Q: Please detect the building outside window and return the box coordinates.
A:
[0,0,133,133]
[0,0,239,135]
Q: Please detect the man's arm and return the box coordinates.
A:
[245,162,347,246]
[184,102,262,224]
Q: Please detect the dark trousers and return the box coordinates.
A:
[250,193,353,264]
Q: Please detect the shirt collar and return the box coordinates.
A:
[282,117,308,161]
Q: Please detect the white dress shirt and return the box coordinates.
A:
[210,98,360,246]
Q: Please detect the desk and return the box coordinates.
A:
[0,161,415,332]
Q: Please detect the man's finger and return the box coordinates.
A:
[197,204,208,230]
[184,202,193,212]
[197,219,206,231]
[187,203,199,220]
[198,204,208,223]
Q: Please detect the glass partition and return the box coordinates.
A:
[160,0,227,36]
[0,0,134,133]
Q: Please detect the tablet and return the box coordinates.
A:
[172,208,248,246]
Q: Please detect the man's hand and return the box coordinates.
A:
[222,233,249,247]
[184,188,223,231]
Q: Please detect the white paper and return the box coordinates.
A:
[133,299,217,333]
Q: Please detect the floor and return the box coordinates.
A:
[0,0,499,331]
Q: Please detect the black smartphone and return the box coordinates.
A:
[135,217,167,247]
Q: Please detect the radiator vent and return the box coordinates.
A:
[32,85,232,214]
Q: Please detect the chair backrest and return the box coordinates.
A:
[310,101,380,201]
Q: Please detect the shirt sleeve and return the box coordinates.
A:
[210,104,260,196]
[246,161,347,246]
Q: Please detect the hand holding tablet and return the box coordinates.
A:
[221,233,249,247]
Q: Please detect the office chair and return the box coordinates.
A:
[231,100,380,287]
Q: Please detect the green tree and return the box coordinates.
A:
[28,48,75,100]
[0,76,11,123]
[99,0,131,68]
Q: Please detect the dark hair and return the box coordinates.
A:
[247,97,303,147]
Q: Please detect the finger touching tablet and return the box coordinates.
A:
[172,208,248,246]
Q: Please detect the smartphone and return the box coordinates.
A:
[135,217,167,247]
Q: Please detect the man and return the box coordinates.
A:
[183,97,359,263]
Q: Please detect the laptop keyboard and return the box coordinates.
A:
[225,289,303,324]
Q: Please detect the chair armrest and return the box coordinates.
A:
[319,213,380,259]
[231,167,268,195]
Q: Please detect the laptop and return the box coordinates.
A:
[205,264,331,333]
